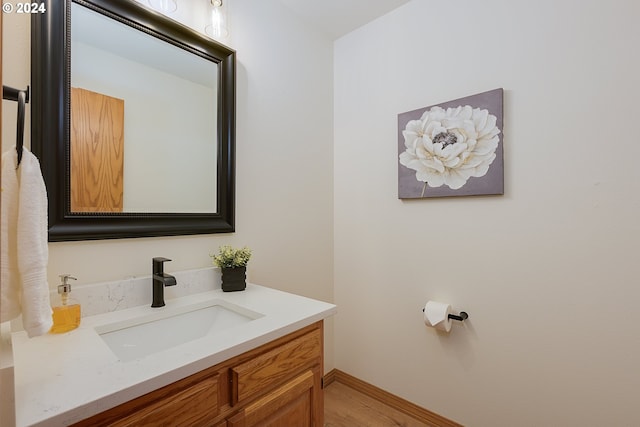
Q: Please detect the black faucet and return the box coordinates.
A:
[151,257,177,307]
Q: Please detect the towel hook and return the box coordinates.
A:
[2,85,30,103]
[16,90,26,166]
[2,85,30,167]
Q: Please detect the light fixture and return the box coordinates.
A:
[148,0,178,13]
[205,0,229,40]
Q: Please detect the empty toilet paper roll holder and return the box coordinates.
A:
[422,308,469,322]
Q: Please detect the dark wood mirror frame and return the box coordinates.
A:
[31,0,235,241]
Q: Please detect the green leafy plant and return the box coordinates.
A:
[211,245,252,268]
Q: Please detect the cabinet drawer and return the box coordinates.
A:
[231,328,321,405]
[111,375,219,427]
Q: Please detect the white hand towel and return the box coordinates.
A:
[1,147,52,337]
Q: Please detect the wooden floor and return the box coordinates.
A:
[324,381,431,427]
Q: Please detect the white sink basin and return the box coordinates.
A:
[95,299,263,361]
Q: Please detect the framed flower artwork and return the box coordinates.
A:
[398,88,504,198]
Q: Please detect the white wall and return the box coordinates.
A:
[334,0,640,425]
[1,12,30,153]
[2,0,334,369]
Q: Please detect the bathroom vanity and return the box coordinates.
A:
[11,281,336,426]
[74,321,323,426]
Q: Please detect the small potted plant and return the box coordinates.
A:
[211,245,252,292]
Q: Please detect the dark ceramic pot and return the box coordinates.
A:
[221,266,246,292]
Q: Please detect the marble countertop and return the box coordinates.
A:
[12,283,336,427]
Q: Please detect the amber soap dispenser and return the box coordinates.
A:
[50,274,81,333]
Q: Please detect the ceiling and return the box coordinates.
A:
[275,0,410,40]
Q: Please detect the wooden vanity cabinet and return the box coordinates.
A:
[73,321,324,427]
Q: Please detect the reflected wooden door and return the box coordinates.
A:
[70,87,124,212]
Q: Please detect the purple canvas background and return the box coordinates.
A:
[397,88,504,199]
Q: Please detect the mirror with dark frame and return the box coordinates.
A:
[31,0,235,241]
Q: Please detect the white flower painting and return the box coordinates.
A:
[398,88,503,198]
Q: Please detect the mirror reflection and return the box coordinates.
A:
[70,3,218,213]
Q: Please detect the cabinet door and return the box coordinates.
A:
[227,367,322,427]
